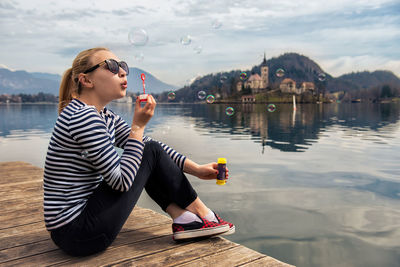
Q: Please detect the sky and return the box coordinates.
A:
[0,0,399,86]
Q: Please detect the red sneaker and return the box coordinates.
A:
[213,211,235,235]
[172,216,229,241]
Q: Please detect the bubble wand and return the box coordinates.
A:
[139,73,148,102]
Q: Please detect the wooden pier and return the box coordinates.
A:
[0,161,294,266]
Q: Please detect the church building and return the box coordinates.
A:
[237,53,269,95]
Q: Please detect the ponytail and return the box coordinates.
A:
[58,68,74,114]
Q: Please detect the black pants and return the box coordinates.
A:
[50,141,198,256]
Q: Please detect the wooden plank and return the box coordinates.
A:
[0,222,43,239]
[0,162,43,185]
[0,197,42,212]
[0,237,58,264]
[0,222,172,264]
[0,195,170,230]
[0,161,294,267]
[2,234,182,267]
[0,208,171,250]
[54,235,192,266]
[0,223,47,250]
[112,237,239,267]
[172,245,266,267]
[0,207,173,264]
[1,245,73,266]
[238,256,295,267]
[0,168,43,185]
[0,212,43,230]
[0,181,42,201]
[0,161,33,172]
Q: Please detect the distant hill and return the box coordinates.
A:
[30,72,62,82]
[0,67,177,95]
[336,70,400,91]
[252,52,327,86]
[0,68,60,95]
[127,68,178,94]
[161,52,400,102]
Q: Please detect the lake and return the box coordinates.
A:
[1,102,399,267]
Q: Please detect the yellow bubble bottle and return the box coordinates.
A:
[216,158,227,185]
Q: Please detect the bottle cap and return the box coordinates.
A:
[217,158,227,164]
[216,179,226,185]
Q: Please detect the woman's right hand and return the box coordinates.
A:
[132,94,156,128]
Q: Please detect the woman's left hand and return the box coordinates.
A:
[195,162,229,180]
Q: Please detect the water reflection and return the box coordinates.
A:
[0,104,57,137]
[1,102,400,267]
[165,103,400,152]
[2,103,399,152]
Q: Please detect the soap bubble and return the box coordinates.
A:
[239,72,247,81]
[206,95,215,104]
[225,107,235,116]
[193,45,202,54]
[168,91,176,100]
[318,73,326,81]
[128,29,148,46]
[275,68,285,78]
[81,150,89,158]
[180,35,192,45]
[267,104,276,112]
[134,52,144,62]
[197,90,207,100]
[220,75,228,83]
[211,19,223,29]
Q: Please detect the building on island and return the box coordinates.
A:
[300,82,315,94]
[241,95,256,103]
[237,52,318,101]
[241,53,269,95]
[236,81,243,92]
[279,78,296,93]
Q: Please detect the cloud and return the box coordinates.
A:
[0,0,399,85]
[321,55,400,77]
[0,0,17,10]
[0,64,14,70]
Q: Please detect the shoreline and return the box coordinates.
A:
[1,97,399,105]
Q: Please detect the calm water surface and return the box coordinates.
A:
[1,102,399,267]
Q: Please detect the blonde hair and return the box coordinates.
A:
[58,47,110,114]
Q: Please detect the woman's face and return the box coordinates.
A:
[86,50,128,102]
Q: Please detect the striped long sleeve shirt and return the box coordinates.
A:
[43,99,186,230]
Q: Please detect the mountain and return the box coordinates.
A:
[127,68,178,94]
[336,70,400,90]
[253,52,327,86]
[0,67,177,95]
[30,72,62,82]
[162,53,400,102]
[0,68,61,94]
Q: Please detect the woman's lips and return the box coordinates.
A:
[121,82,128,89]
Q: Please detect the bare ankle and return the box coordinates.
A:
[185,197,209,218]
[166,203,186,220]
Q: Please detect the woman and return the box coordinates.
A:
[43,47,234,256]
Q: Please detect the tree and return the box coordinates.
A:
[380,85,392,98]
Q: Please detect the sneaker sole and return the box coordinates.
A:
[174,224,229,240]
[221,225,235,235]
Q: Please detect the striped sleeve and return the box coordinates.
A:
[143,135,186,170]
[113,113,131,148]
[69,108,144,192]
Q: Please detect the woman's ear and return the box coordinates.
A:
[78,73,94,88]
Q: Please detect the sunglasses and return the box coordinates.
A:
[83,59,129,75]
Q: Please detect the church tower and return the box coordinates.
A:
[260,52,268,88]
